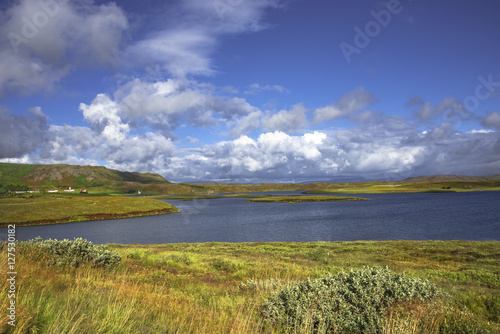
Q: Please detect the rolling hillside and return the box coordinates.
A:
[1,163,499,195]
[0,163,196,194]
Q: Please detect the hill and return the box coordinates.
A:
[0,163,196,194]
[401,174,500,183]
[1,163,499,195]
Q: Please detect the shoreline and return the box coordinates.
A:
[0,207,179,227]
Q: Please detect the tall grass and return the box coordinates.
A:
[1,240,499,333]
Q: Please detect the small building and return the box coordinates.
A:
[64,187,75,192]
[81,189,87,193]
[48,190,58,193]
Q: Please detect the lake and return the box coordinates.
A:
[4,191,500,244]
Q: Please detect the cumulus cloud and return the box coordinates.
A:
[0,0,282,94]
[481,111,500,129]
[0,50,69,96]
[228,103,309,137]
[0,107,49,158]
[163,131,331,181]
[33,115,176,172]
[3,105,499,182]
[406,96,467,122]
[229,110,263,137]
[261,103,308,132]
[80,94,130,147]
[113,78,262,137]
[0,0,128,95]
[313,87,375,123]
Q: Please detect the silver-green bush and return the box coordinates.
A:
[32,237,121,268]
[261,266,439,333]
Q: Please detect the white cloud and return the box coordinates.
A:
[114,78,262,137]
[313,87,375,123]
[229,110,263,137]
[126,29,215,78]
[4,110,500,182]
[261,103,308,132]
[80,94,130,147]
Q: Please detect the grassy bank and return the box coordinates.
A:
[153,193,271,201]
[245,195,367,202]
[0,195,179,226]
[1,240,498,333]
[303,180,500,194]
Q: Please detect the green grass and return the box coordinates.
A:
[153,193,271,201]
[2,163,500,196]
[1,240,498,333]
[245,195,367,202]
[0,195,179,226]
[303,181,500,194]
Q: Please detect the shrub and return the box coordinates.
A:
[261,266,440,333]
[31,237,121,268]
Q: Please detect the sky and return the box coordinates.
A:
[1,0,499,183]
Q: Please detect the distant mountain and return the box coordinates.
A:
[0,163,195,194]
[400,175,500,183]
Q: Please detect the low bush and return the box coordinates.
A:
[261,266,440,333]
[32,237,121,268]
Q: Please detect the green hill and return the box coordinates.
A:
[2,163,499,195]
[0,163,195,194]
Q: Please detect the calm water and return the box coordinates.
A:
[3,192,500,244]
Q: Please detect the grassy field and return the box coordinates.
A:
[154,194,367,202]
[0,195,179,226]
[153,193,272,201]
[2,162,499,196]
[303,180,500,194]
[245,195,367,202]
[1,240,498,333]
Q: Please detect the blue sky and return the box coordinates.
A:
[1,0,499,182]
